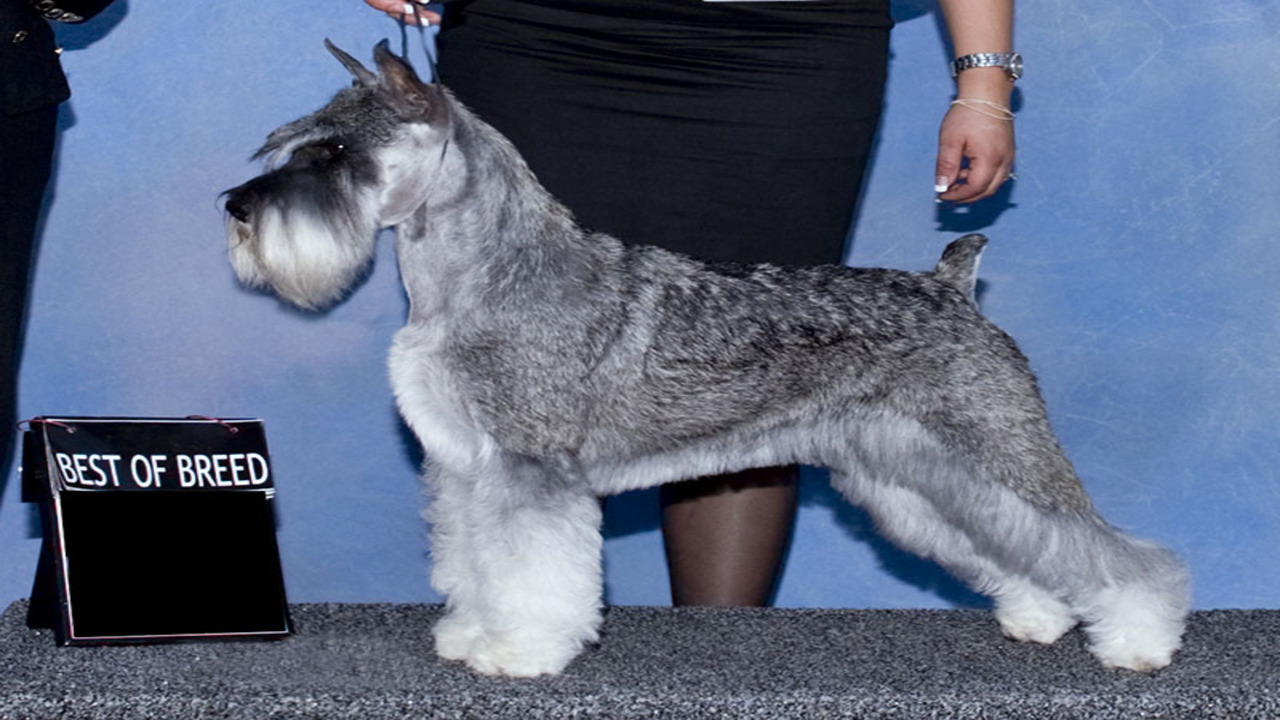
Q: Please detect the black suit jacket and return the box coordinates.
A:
[0,1,70,115]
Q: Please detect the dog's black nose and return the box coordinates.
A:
[225,194,252,223]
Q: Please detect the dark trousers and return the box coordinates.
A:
[0,104,58,475]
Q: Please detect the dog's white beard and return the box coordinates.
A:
[230,202,377,311]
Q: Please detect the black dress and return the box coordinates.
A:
[437,0,892,266]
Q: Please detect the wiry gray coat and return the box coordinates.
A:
[223,41,1189,678]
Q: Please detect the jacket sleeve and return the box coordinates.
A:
[24,0,116,24]
[0,2,71,115]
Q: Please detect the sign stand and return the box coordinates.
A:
[22,417,292,644]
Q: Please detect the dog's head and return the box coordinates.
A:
[222,40,450,311]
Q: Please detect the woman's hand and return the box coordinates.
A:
[362,0,440,25]
[935,98,1016,203]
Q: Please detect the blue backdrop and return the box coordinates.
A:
[2,0,1277,611]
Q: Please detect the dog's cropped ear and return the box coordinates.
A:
[371,39,445,123]
[325,39,377,86]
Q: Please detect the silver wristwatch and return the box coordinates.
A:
[951,52,1023,81]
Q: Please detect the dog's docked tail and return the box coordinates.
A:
[933,233,988,302]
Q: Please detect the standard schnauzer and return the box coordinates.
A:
[223,41,1189,677]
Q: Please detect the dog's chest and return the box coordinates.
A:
[388,325,495,470]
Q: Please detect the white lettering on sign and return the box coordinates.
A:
[54,453,124,487]
[52,452,269,490]
[129,454,169,488]
[175,453,270,488]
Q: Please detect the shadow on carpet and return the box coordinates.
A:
[1,602,1275,718]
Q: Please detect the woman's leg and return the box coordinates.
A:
[0,104,58,476]
[660,467,798,606]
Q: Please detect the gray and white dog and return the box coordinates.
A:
[223,42,1190,677]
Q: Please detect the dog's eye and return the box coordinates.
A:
[294,141,346,165]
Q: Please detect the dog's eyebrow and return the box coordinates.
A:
[255,128,333,168]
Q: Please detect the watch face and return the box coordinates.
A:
[1008,53,1024,80]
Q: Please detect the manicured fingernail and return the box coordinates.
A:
[935,177,950,193]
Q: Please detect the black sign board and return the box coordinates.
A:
[21,417,291,644]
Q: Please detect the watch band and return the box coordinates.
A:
[951,52,1023,81]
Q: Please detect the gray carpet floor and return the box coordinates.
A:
[1,601,1276,718]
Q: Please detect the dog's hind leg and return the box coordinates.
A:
[830,466,1076,646]
[1045,520,1190,671]
[960,497,1189,670]
[446,455,604,677]
[833,418,1189,670]
[936,436,1190,670]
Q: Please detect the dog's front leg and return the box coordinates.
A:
[436,456,604,677]
[424,465,487,663]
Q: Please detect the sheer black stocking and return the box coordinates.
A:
[660,466,799,607]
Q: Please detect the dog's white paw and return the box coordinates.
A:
[1082,585,1186,672]
[465,633,581,678]
[1086,614,1182,672]
[432,613,484,662]
[993,580,1078,645]
[995,595,1077,645]
[1089,633,1179,672]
